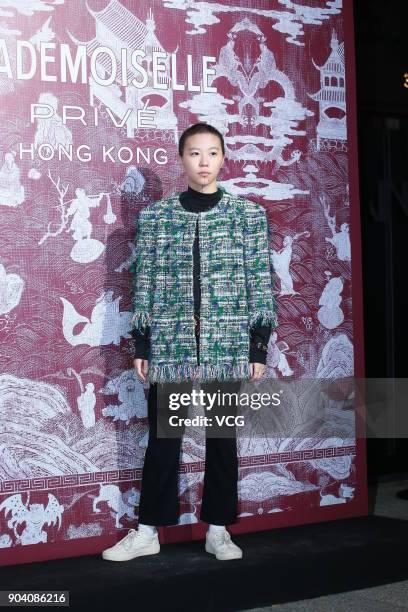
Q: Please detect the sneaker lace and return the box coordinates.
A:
[212,530,231,547]
[121,528,141,551]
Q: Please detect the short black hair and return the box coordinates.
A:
[178,122,225,157]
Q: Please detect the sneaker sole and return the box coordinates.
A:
[205,542,243,561]
[102,544,160,561]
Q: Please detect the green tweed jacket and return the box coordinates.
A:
[130,187,278,383]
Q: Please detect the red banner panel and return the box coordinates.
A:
[0,0,366,566]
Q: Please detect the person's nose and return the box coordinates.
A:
[199,155,209,166]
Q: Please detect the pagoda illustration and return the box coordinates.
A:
[308,30,347,152]
[68,0,177,140]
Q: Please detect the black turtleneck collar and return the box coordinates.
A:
[179,185,223,213]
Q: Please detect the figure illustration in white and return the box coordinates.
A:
[100,369,147,425]
[60,290,132,347]
[266,331,294,377]
[318,272,344,330]
[320,196,351,261]
[0,372,151,479]
[320,483,355,506]
[67,367,96,428]
[182,18,310,200]
[272,232,309,295]
[0,261,24,315]
[65,188,106,263]
[34,92,72,150]
[0,152,25,207]
[90,484,139,529]
[0,493,64,545]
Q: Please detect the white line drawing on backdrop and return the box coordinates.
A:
[0,533,12,547]
[180,18,311,199]
[67,368,96,429]
[0,151,25,207]
[316,332,353,379]
[65,188,106,263]
[0,492,64,545]
[66,522,102,539]
[310,439,353,480]
[272,232,310,296]
[178,504,198,525]
[238,471,318,504]
[319,482,354,506]
[317,272,344,330]
[38,172,69,245]
[100,369,147,425]
[120,166,145,195]
[320,195,351,262]
[308,30,347,152]
[89,484,139,529]
[0,1,64,18]
[68,1,178,140]
[162,0,342,44]
[0,261,24,315]
[28,167,42,180]
[34,92,73,151]
[115,167,146,274]
[38,172,115,263]
[0,373,147,483]
[60,290,132,347]
[267,331,294,378]
[29,15,54,48]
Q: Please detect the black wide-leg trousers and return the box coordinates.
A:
[138,330,241,526]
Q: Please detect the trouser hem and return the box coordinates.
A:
[199,514,239,526]
[138,515,180,527]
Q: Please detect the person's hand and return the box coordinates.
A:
[134,358,149,382]
[249,362,266,380]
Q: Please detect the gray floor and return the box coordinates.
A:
[244,476,408,612]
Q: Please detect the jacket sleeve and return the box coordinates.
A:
[249,323,272,364]
[243,203,278,329]
[132,325,150,360]
[129,206,157,331]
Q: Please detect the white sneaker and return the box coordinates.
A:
[205,529,243,561]
[102,528,160,562]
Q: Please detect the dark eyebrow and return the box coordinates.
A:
[187,145,220,151]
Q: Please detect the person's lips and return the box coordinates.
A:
[199,172,210,176]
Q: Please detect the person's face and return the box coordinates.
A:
[179,132,225,193]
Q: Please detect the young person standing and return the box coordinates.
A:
[102,123,278,562]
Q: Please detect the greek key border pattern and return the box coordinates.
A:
[0,447,356,494]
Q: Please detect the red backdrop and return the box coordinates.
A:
[0,0,366,566]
